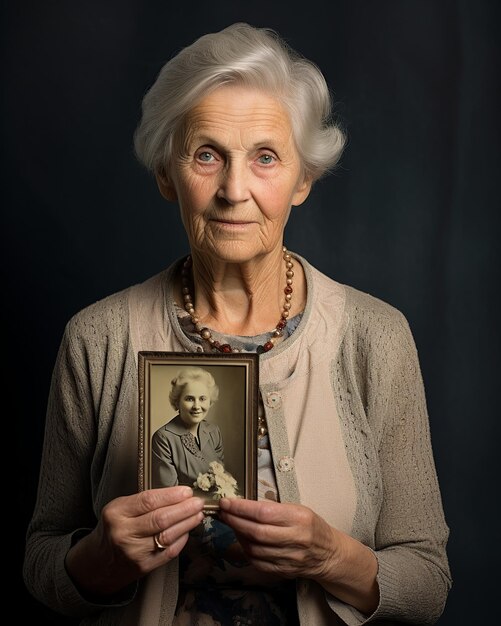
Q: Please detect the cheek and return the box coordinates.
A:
[178,181,216,236]
[178,172,216,207]
[259,197,292,228]
[257,177,297,220]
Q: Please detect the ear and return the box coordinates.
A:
[291,176,313,207]
[155,170,178,202]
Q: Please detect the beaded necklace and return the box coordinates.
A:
[181,247,295,354]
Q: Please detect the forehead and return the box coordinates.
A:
[181,380,210,395]
[184,85,293,142]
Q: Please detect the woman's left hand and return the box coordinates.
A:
[218,497,339,580]
[218,497,379,614]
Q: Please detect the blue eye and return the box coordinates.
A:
[198,151,214,162]
[258,154,274,165]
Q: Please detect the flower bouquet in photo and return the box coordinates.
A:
[193,461,240,499]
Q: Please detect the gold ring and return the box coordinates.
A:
[154,533,167,550]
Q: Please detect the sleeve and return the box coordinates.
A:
[22,316,136,618]
[214,424,224,464]
[367,313,452,623]
[336,310,451,625]
[326,305,452,625]
[151,428,180,488]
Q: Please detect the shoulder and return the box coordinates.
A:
[304,258,416,356]
[305,258,405,324]
[338,284,421,387]
[66,286,131,338]
[59,286,134,370]
[153,423,176,441]
[203,421,222,435]
[343,284,410,333]
[305,256,408,327]
[155,415,184,437]
[64,267,172,344]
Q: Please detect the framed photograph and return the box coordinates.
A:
[138,351,259,513]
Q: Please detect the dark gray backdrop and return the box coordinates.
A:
[3,1,499,623]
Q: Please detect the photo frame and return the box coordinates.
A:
[138,351,259,513]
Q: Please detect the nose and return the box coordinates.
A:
[217,159,251,204]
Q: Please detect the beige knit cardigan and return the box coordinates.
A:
[23,255,451,625]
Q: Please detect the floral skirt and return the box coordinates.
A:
[173,583,299,626]
[172,516,299,626]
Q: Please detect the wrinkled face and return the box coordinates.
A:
[157,85,311,264]
[178,380,212,428]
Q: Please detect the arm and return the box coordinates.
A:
[328,301,451,623]
[151,427,180,489]
[23,319,106,616]
[365,312,452,622]
[23,309,204,617]
[214,424,224,464]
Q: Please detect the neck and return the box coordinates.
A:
[181,247,305,337]
[179,416,200,438]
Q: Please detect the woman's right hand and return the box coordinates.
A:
[65,486,204,599]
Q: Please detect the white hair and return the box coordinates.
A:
[169,367,219,410]
[133,22,345,182]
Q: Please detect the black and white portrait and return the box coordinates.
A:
[139,352,258,511]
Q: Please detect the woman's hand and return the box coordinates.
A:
[218,498,379,615]
[65,486,204,599]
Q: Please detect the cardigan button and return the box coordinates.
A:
[277,456,294,472]
[265,391,282,409]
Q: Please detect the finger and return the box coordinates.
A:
[131,486,196,516]
[105,486,194,521]
[151,529,192,563]
[125,496,205,541]
[219,510,295,546]
[219,497,296,525]
[103,494,204,546]
[155,509,204,548]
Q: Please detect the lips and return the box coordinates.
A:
[209,220,257,234]
[209,217,257,225]
[213,219,250,224]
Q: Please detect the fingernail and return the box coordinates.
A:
[181,487,193,496]
[218,498,229,510]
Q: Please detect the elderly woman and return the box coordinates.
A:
[151,367,227,495]
[23,22,451,626]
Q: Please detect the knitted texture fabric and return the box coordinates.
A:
[23,258,451,625]
[329,287,450,623]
